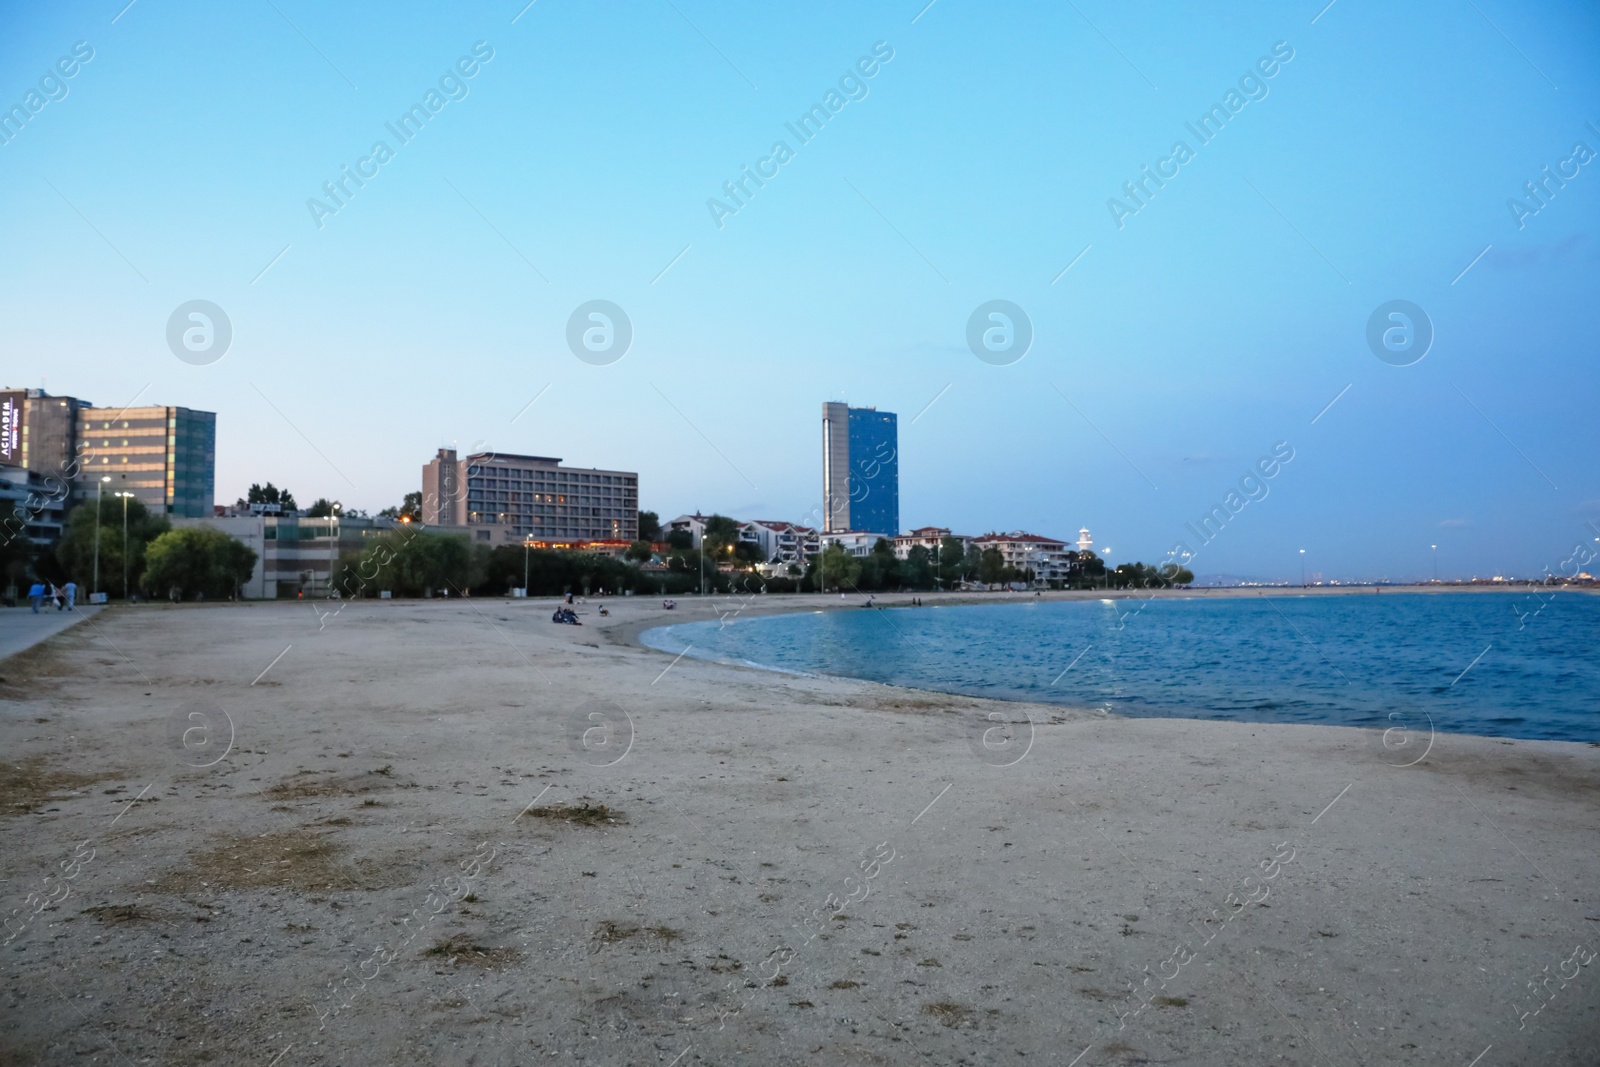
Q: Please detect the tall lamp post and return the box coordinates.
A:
[328,503,342,599]
[1299,548,1307,588]
[1431,544,1438,583]
[115,491,134,600]
[92,475,110,598]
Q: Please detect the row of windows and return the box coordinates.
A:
[465,469,634,486]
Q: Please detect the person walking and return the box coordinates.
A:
[51,583,65,610]
[28,581,45,613]
[64,581,77,610]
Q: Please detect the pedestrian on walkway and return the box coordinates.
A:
[64,581,77,610]
[28,582,45,613]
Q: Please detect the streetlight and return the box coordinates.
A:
[92,475,111,598]
[115,491,134,600]
[330,503,341,598]
[1431,544,1438,583]
[1299,548,1306,588]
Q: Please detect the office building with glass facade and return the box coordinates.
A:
[821,402,899,538]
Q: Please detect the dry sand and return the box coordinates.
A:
[2,590,1597,1066]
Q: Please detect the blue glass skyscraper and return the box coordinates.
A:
[822,402,898,538]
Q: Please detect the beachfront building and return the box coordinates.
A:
[971,531,1075,585]
[1,388,217,523]
[0,467,70,549]
[819,530,881,558]
[739,520,820,564]
[421,448,638,548]
[665,513,708,548]
[76,404,216,518]
[891,526,978,560]
[174,513,397,599]
[821,402,898,539]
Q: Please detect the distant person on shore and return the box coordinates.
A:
[28,582,45,613]
[64,581,77,610]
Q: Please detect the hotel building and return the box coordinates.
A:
[821,402,898,539]
[421,448,638,546]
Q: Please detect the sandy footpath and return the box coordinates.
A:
[2,590,1597,1066]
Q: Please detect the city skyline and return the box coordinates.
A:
[3,2,1596,584]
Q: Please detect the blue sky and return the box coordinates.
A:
[2,0,1596,582]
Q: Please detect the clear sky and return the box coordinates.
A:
[2,0,1596,583]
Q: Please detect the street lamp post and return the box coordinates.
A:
[330,503,341,598]
[116,491,133,600]
[1299,548,1307,588]
[1431,544,1438,583]
[92,475,110,597]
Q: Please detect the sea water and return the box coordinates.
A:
[641,592,1599,743]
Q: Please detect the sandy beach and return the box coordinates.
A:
[2,590,1597,1066]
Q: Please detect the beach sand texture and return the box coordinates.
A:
[2,592,1597,1065]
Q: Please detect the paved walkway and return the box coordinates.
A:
[0,603,103,662]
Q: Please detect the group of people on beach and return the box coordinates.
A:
[25,581,77,613]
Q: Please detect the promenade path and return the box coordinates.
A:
[0,603,103,662]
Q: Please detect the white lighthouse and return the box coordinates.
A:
[1077,527,1093,553]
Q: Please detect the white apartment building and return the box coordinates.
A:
[738,519,820,564]
[891,526,977,560]
[970,531,1075,585]
[819,530,880,558]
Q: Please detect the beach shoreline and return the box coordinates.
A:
[2,597,1596,1065]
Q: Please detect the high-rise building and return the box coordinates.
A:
[421,449,639,546]
[75,404,216,518]
[0,389,215,519]
[821,402,898,538]
[1,389,91,479]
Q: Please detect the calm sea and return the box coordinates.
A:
[641,592,1600,743]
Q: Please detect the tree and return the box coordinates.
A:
[376,491,423,521]
[665,528,693,551]
[901,545,933,589]
[637,510,661,542]
[306,498,339,518]
[819,544,861,591]
[626,539,654,563]
[143,526,257,600]
[54,495,171,598]
[977,548,1006,586]
[937,537,967,585]
[702,514,740,560]
[333,530,470,598]
[247,482,297,511]
[1151,562,1195,586]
